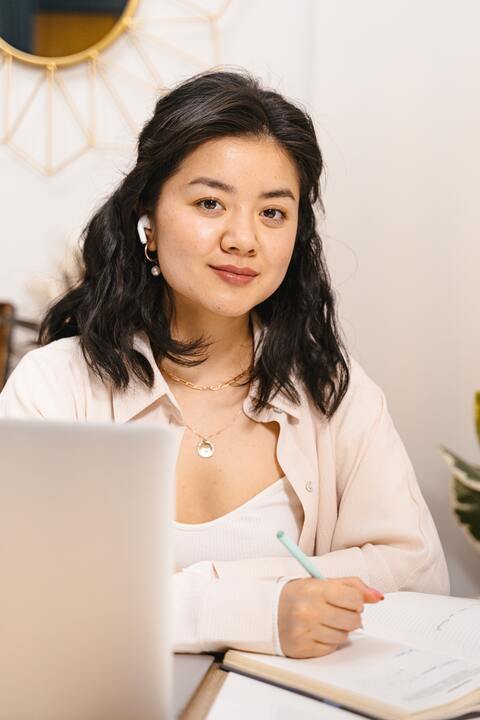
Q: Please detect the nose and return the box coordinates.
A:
[220,209,258,256]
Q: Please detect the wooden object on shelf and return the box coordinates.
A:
[0,303,14,391]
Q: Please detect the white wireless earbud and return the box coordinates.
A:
[137,214,151,245]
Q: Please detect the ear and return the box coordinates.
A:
[145,227,157,253]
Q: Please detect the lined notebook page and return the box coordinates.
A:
[228,636,480,716]
[361,592,480,661]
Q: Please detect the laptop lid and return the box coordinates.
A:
[0,418,179,720]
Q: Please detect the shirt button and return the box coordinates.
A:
[305,480,313,492]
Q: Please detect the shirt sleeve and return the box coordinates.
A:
[272,576,293,656]
[174,564,286,655]
[210,359,450,596]
[326,358,450,595]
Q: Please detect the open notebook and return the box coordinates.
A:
[222,592,480,720]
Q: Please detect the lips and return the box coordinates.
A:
[210,265,258,287]
[210,264,258,277]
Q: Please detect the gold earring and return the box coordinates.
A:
[144,245,161,277]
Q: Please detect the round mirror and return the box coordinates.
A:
[0,0,137,67]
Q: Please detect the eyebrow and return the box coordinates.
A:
[187,176,297,202]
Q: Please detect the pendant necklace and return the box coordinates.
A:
[182,405,245,458]
[160,363,250,459]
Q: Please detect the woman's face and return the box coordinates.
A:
[146,135,300,318]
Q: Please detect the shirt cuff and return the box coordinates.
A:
[197,576,289,655]
[271,576,296,656]
[273,575,303,657]
[178,564,303,656]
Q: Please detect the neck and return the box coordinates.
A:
[162,299,254,385]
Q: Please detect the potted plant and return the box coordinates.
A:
[440,392,480,550]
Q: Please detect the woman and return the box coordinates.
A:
[0,68,449,658]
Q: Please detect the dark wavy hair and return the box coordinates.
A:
[39,67,350,418]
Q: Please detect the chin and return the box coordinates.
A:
[172,283,272,318]
[208,303,255,318]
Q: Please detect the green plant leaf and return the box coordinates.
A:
[452,478,480,543]
[439,445,480,486]
[440,445,480,550]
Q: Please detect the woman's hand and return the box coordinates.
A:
[278,576,384,658]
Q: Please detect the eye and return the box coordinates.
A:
[262,208,287,222]
[195,199,287,222]
[196,198,223,212]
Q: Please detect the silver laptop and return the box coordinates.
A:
[0,418,180,720]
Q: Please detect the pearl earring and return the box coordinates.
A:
[144,245,161,277]
[138,214,161,277]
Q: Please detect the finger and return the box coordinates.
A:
[323,584,364,612]
[310,640,339,658]
[321,605,363,633]
[288,642,337,659]
[312,625,349,646]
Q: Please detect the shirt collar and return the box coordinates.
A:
[112,311,303,423]
[111,331,172,424]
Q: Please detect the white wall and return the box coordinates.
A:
[0,0,478,595]
[310,0,480,596]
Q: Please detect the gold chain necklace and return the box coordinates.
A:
[161,364,249,391]
[182,405,245,458]
[160,362,251,458]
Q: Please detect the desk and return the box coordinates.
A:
[174,654,217,719]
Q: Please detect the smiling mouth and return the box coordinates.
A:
[209,266,258,286]
[209,265,258,277]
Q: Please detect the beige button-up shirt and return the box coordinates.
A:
[0,319,450,655]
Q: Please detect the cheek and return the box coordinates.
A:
[155,236,190,276]
[264,234,296,276]
[157,212,216,266]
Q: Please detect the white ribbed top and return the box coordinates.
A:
[174,476,304,571]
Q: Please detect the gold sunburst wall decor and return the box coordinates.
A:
[0,0,232,175]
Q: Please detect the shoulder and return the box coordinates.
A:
[324,353,394,469]
[334,353,386,423]
[306,353,387,435]
[342,354,385,409]
[0,337,96,419]
[12,337,88,381]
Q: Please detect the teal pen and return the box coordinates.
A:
[276,529,326,579]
